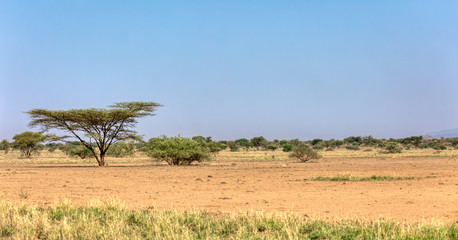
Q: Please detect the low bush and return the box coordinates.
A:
[266,144,278,151]
[65,142,93,159]
[207,141,224,154]
[289,145,321,162]
[142,136,211,165]
[227,141,239,152]
[345,145,360,151]
[282,143,293,152]
[106,141,135,157]
[384,142,402,154]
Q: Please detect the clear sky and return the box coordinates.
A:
[1,1,457,141]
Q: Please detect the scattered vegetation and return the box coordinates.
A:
[309,175,415,181]
[345,145,360,151]
[0,201,455,240]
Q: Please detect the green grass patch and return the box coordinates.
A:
[309,175,415,181]
[0,200,456,239]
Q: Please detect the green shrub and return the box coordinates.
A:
[289,145,321,162]
[45,143,63,153]
[310,139,323,146]
[0,139,10,154]
[143,136,210,165]
[418,142,446,150]
[250,136,268,150]
[235,138,252,151]
[343,136,362,145]
[345,145,360,151]
[432,144,447,150]
[279,139,289,146]
[384,142,402,154]
[206,141,224,154]
[218,141,228,150]
[289,139,301,146]
[65,142,93,159]
[282,143,293,152]
[266,145,278,151]
[227,141,239,152]
[312,143,324,150]
[330,140,344,148]
[106,141,135,157]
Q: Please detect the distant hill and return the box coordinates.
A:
[428,128,458,138]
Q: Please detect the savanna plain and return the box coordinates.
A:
[0,149,457,239]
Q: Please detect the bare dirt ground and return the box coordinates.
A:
[0,150,457,223]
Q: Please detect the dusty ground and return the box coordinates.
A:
[0,150,457,223]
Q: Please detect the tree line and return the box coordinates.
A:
[0,102,457,166]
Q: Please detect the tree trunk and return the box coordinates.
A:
[98,154,106,166]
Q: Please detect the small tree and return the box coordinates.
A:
[143,136,210,165]
[289,145,321,162]
[0,139,10,154]
[235,138,252,151]
[250,136,267,150]
[27,102,161,166]
[227,141,239,152]
[12,132,46,158]
[410,136,423,148]
[449,138,458,149]
[310,139,323,146]
[289,138,301,146]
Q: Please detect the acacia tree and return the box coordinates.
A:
[27,102,162,166]
[250,136,267,150]
[12,132,46,158]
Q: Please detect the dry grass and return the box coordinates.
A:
[0,200,456,240]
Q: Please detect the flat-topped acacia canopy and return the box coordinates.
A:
[27,102,162,166]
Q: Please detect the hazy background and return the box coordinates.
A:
[1,1,457,141]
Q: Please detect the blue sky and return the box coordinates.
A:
[1,1,457,141]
